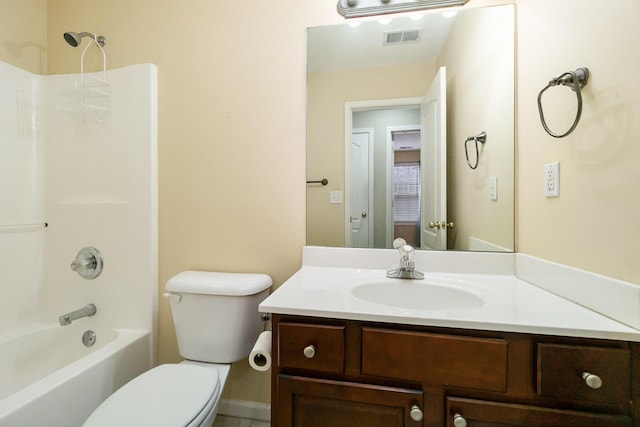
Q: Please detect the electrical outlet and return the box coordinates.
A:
[544,162,559,197]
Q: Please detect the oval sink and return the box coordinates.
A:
[351,280,484,310]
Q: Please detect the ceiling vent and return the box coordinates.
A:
[384,29,422,46]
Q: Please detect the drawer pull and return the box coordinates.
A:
[409,405,423,422]
[303,345,316,359]
[582,371,603,389]
[453,413,467,427]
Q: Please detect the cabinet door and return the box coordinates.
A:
[277,375,424,427]
[446,397,632,427]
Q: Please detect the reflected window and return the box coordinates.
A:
[393,163,420,222]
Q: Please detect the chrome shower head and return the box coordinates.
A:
[63,32,106,47]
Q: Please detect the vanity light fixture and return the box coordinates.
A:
[337,0,469,18]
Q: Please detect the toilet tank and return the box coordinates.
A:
[165,271,272,363]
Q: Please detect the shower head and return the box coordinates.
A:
[63,32,106,47]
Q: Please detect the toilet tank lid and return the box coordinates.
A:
[165,270,272,296]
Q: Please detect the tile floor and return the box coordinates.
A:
[213,415,270,427]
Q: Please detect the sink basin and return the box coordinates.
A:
[351,280,484,310]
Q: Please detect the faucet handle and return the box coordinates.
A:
[400,244,415,258]
[392,238,407,250]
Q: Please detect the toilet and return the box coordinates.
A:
[83,270,272,427]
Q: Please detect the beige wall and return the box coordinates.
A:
[0,0,633,408]
[437,5,515,251]
[308,0,640,287]
[44,0,345,405]
[516,0,640,284]
[0,0,47,74]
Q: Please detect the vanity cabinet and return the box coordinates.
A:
[271,315,639,427]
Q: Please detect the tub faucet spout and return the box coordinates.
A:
[59,304,97,326]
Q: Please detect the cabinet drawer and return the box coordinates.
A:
[446,397,633,427]
[278,322,345,373]
[537,343,631,404]
[362,327,508,392]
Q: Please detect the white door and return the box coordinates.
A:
[420,67,447,250]
[349,129,372,248]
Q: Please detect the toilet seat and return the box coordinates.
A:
[83,364,221,427]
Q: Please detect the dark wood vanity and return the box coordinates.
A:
[271,314,639,426]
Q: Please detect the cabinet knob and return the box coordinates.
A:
[303,345,316,359]
[453,413,468,427]
[582,371,603,389]
[409,405,423,422]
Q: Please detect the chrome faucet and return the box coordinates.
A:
[387,238,424,279]
[58,304,97,326]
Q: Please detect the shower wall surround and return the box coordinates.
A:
[0,61,45,334]
[0,61,158,352]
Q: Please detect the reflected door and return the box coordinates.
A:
[420,67,447,250]
[349,129,372,247]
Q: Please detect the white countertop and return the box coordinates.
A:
[259,247,640,342]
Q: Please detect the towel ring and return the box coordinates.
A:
[465,132,486,170]
[537,67,589,138]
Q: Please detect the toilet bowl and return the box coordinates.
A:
[84,362,229,427]
[83,271,272,427]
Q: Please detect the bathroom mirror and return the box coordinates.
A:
[306,4,514,252]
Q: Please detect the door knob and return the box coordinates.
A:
[361,211,367,217]
[429,221,454,229]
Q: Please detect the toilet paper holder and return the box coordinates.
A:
[249,330,273,372]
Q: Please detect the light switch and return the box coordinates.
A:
[490,176,498,201]
[330,191,343,204]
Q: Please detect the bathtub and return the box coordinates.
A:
[0,323,151,427]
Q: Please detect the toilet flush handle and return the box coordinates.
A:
[163,292,182,303]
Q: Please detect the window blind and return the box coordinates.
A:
[393,163,420,222]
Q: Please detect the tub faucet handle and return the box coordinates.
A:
[71,257,95,271]
[71,247,103,279]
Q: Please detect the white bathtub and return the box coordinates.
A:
[0,323,151,427]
